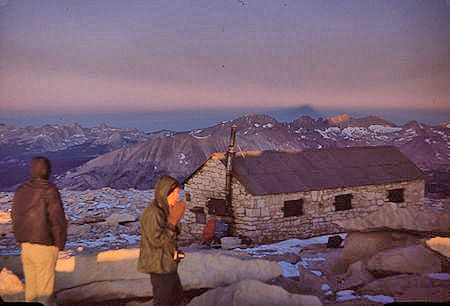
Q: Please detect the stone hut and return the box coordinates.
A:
[182,146,425,244]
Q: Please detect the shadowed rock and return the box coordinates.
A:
[340,232,421,268]
[358,274,450,303]
[367,244,443,275]
[338,261,375,290]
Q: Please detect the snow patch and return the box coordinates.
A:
[177,153,186,160]
[278,261,300,277]
[119,234,140,244]
[311,270,322,276]
[263,123,273,128]
[336,290,360,301]
[336,295,359,301]
[363,295,395,303]
[95,202,110,209]
[336,290,355,296]
[342,127,368,138]
[315,127,340,139]
[427,273,450,280]
[303,256,326,261]
[234,234,346,257]
[368,125,402,133]
[406,128,417,135]
[190,129,209,139]
[191,134,209,139]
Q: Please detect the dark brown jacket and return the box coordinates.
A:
[12,157,67,250]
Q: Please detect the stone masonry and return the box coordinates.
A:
[182,158,425,244]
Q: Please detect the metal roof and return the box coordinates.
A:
[186,146,425,196]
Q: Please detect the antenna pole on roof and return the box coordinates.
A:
[225,125,237,234]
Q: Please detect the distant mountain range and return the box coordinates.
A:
[1,105,325,133]
[0,123,170,190]
[1,114,448,196]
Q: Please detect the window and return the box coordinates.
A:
[185,192,191,201]
[388,188,404,203]
[190,207,206,224]
[334,194,353,211]
[206,198,228,216]
[282,199,303,217]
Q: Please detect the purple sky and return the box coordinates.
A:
[0,0,448,124]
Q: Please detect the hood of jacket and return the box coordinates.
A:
[30,157,51,180]
[152,175,179,215]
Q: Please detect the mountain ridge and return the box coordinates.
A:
[0,123,164,190]
[51,114,449,196]
[1,113,448,195]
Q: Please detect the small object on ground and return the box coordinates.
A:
[327,235,343,248]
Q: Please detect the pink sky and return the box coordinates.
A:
[0,0,449,116]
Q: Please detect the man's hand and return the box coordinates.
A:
[167,201,186,226]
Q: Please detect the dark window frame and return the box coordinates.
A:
[334,194,353,211]
[185,192,191,201]
[190,206,206,224]
[206,198,228,216]
[282,199,304,217]
[388,188,405,203]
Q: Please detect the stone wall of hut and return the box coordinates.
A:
[182,159,229,242]
[182,158,425,244]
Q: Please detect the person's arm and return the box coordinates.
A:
[47,187,67,251]
[143,210,178,248]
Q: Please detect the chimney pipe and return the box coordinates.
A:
[225,125,237,222]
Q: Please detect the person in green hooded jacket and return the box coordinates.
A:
[137,175,186,306]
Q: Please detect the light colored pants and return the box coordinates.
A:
[21,242,59,306]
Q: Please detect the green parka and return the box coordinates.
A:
[137,175,180,274]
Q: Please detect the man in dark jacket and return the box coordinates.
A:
[138,175,186,306]
[12,156,67,306]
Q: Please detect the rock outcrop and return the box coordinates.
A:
[426,236,450,258]
[297,265,331,296]
[56,279,152,303]
[105,213,137,225]
[0,248,282,303]
[0,268,24,302]
[337,260,375,290]
[51,249,282,303]
[367,244,443,275]
[340,231,421,267]
[0,224,12,235]
[179,250,282,290]
[188,279,323,306]
[331,200,450,303]
[334,203,450,235]
[358,274,450,303]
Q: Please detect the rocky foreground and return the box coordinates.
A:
[1,190,449,305]
[0,188,156,255]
